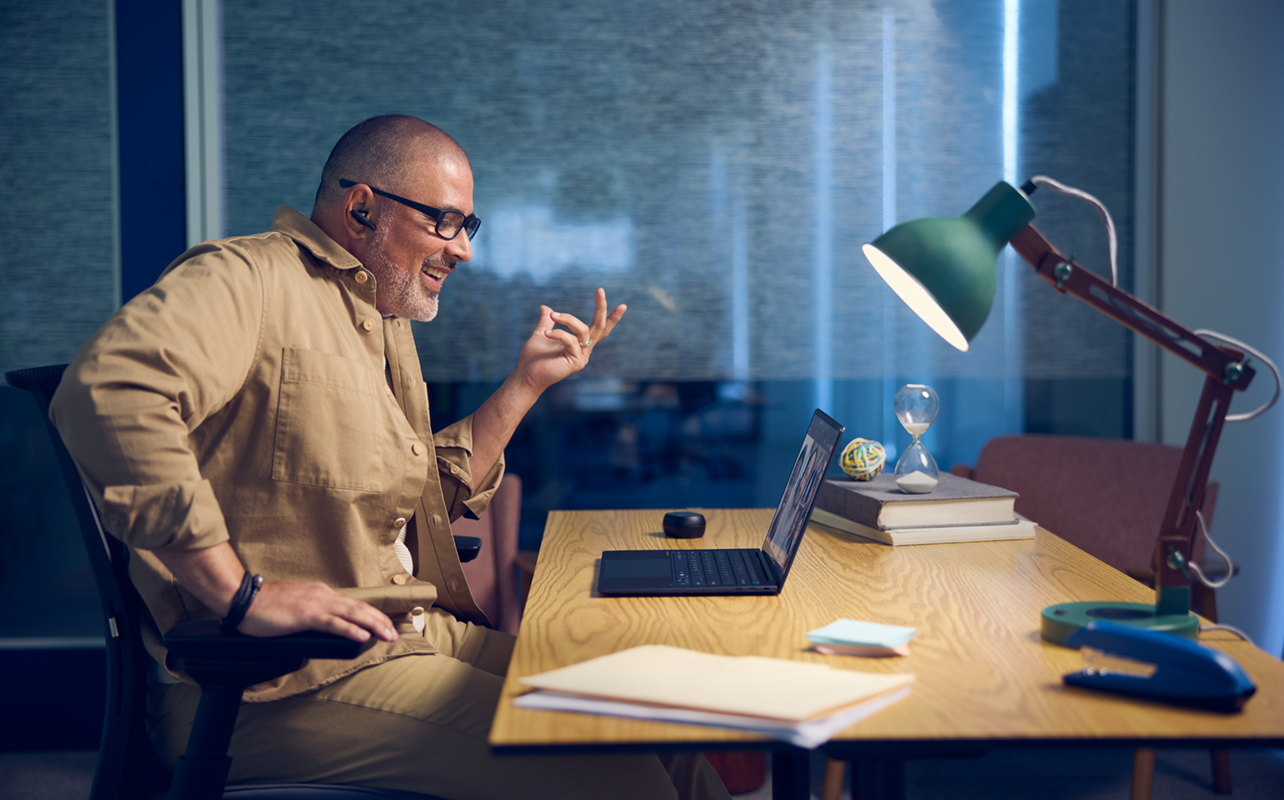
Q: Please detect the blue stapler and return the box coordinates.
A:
[1064,621,1256,712]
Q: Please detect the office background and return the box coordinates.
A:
[1,0,1281,747]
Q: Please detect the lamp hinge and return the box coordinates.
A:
[1224,359,1248,385]
[1054,258,1074,289]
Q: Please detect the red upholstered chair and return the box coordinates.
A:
[949,434,1221,621]
[456,474,525,635]
[952,434,1231,800]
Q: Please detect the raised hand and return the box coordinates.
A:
[515,287,626,392]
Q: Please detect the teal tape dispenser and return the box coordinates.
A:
[1064,621,1256,712]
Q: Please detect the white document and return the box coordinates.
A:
[515,644,914,747]
[514,685,912,749]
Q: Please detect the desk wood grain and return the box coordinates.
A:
[490,509,1284,751]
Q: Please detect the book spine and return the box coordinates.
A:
[814,480,886,529]
[810,509,893,545]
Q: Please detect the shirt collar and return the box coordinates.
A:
[270,206,364,271]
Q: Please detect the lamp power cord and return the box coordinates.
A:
[1027,175,1119,286]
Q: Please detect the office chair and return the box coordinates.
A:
[456,475,523,636]
[953,433,1232,800]
[6,365,454,800]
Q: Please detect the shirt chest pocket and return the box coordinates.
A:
[272,348,391,493]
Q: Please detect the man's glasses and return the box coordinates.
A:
[339,179,481,241]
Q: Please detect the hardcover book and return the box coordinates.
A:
[813,472,1018,531]
[811,510,1036,546]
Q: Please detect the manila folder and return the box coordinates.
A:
[519,644,913,723]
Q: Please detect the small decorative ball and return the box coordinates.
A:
[840,438,885,481]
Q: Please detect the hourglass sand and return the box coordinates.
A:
[894,384,940,493]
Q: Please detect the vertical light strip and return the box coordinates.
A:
[881,7,898,458]
[106,0,121,308]
[183,0,225,246]
[1003,0,1019,185]
[1002,0,1024,431]
[814,43,834,413]
[712,147,750,381]
[731,176,750,381]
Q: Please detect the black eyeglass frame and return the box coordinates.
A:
[339,179,480,241]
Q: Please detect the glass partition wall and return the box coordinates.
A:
[219,0,1135,540]
[1,0,1138,647]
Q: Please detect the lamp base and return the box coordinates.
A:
[1040,601,1200,646]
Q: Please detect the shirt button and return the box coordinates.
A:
[355,270,368,284]
[386,385,394,398]
[392,574,408,585]
[362,318,376,331]
[412,443,424,455]
[432,514,441,527]
[450,465,459,475]
[393,517,407,528]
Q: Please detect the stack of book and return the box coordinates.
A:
[810,471,1035,546]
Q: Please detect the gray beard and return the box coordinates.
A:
[364,224,440,322]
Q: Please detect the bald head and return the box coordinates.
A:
[313,115,469,214]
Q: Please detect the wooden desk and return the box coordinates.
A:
[490,509,1284,796]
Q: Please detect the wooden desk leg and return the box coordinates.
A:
[1130,748,1155,800]
[1210,748,1233,794]
[822,758,846,800]
[772,749,810,800]
[850,758,905,800]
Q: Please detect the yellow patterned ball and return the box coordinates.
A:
[840,438,885,481]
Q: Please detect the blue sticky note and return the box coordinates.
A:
[807,619,916,649]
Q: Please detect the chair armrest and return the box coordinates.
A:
[164,619,375,692]
[454,535,482,563]
[163,619,371,662]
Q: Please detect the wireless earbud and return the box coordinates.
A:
[350,209,376,231]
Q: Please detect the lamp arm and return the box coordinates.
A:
[1008,222,1255,616]
[1009,224,1254,390]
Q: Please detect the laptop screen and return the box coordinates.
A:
[760,409,844,580]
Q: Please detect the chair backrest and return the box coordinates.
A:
[5,365,172,800]
[456,474,523,635]
[958,434,1218,576]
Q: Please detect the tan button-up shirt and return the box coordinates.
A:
[50,207,502,701]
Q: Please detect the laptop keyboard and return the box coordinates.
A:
[673,550,764,587]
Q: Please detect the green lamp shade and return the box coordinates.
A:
[863,181,1037,351]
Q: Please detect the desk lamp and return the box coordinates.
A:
[863,178,1277,645]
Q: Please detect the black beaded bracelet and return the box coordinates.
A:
[220,572,263,634]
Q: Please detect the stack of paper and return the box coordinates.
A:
[807,619,917,657]
[514,644,913,749]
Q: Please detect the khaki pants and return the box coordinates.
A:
[149,608,731,800]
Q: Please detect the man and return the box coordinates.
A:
[50,116,730,800]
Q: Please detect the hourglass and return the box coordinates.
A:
[894,384,939,493]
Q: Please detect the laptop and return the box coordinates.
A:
[597,409,845,596]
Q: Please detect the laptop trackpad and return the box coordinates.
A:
[601,555,671,578]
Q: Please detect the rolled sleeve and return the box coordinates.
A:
[434,414,505,521]
[100,480,230,551]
